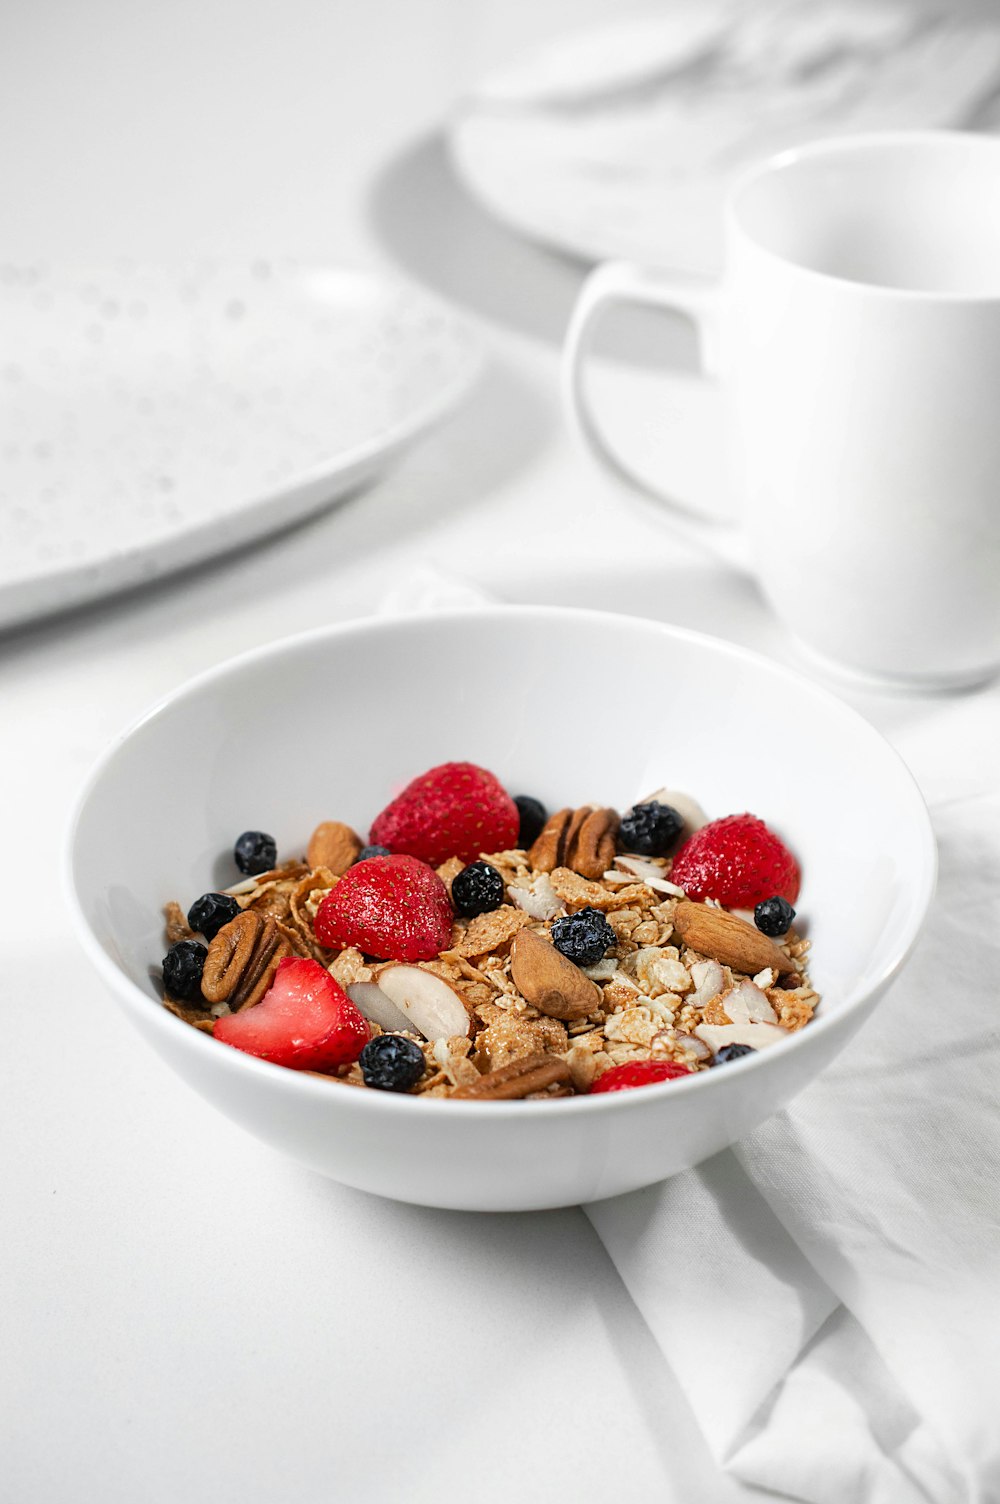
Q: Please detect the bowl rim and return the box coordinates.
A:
[65,604,938,1119]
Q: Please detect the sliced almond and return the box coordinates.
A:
[375,964,472,1041]
[695,1021,789,1053]
[509,928,600,1022]
[345,981,413,1036]
[611,854,685,895]
[673,900,796,976]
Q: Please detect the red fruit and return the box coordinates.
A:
[670,813,800,908]
[590,1061,692,1094]
[314,854,453,962]
[213,956,369,1072]
[369,761,519,867]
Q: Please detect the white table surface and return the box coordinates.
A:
[3,2,996,1500]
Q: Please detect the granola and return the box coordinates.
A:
[159,766,818,1098]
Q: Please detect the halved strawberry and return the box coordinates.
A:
[213,956,370,1072]
[589,1060,692,1093]
[670,813,800,908]
[369,761,519,867]
[314,853,453,962]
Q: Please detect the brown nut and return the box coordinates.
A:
[672,901,796,976]
[572,808,620,879]
[528,805,620,880]
[201,911,291,1011]
[509,927,601,1021]
[451,1052,574,1100]
[528,808,573,871]
[306,821,362,876]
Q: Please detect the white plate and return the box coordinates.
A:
[448,1,1000,273]
[0,262,481,630]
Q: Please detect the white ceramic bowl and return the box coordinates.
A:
[67,608,935,1211]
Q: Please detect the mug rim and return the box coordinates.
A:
[727,129,1000,304]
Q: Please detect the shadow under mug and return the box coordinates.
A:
[563,131,1000,690]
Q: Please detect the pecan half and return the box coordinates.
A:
[451,1052,574,1100]
[528,805,620,880]
[201,911,291,1011]
[572,807,620,879]
[528,808,573,871]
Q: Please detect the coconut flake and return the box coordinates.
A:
[610,855,685,896]
[508,872,562,920]
[582,958,620,981]
[689,958,724,1010]
[722,979,778,1025]
[695,1021,788,1053]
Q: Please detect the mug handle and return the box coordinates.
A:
[562,260,745,568]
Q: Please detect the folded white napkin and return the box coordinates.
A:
[588,783,1000,1502]
[382,573,1000,1502]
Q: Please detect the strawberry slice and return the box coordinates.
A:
[670,812,800,908]
[213,956,370,1072]
[369,761,519,867]
[314,853,453,962]
[589,1061,692,1093]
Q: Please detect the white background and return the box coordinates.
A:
[3,2,997,1500]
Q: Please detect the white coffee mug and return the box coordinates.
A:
[564,131,1000,689]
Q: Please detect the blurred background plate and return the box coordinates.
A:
[448,0,1000,274]
[0,261,481,630]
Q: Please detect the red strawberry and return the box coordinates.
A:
[590,1061,692,1094]
[369,761,519,867]
[314,854,453,962]
[670,813,800,908]
[213,956,369,1072]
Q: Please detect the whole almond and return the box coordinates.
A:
[509,927,601,1021]
[307,821,362,876]
[672,900,796,976]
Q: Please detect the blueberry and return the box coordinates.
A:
[355,844,391,863]
[186,892,241,940]
[360,1034,426,1092]
[233,830,277,876]
[514,794,547,848]
[162,940,208,1001]
[551,907,616,967]
[715,1044,756,1065]
[452,861,505,917]
[754,896,796,936]
[618,801,683,857]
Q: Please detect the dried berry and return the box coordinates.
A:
[514,795,547,848]
[451,861,505,917]
[186,892,241,940]
[359,1034,425,1092]
[714,1044,756,1065]
[618,801,683,857]
[550,907,615,967]
[233,830,277,876]
[754,896,796,936]
[162,940,208,1001]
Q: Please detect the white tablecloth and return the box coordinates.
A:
[4,1,999,1500]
